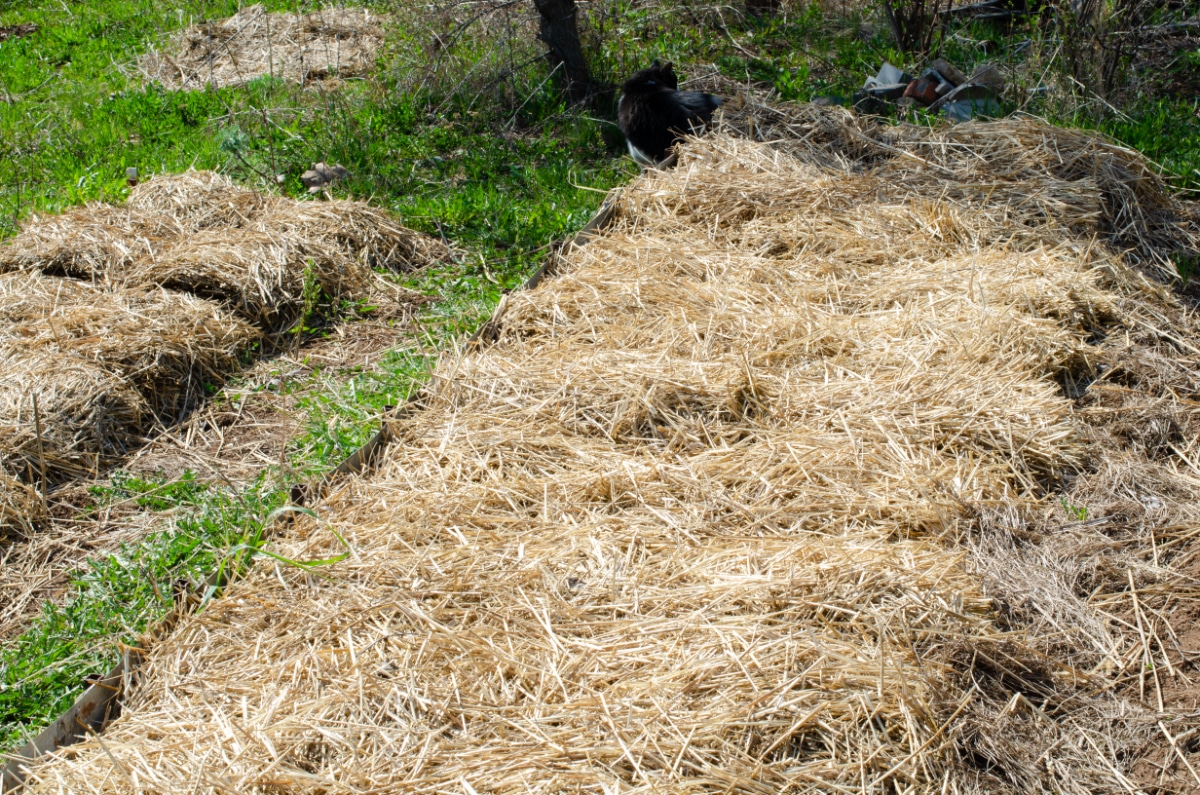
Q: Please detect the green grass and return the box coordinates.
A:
[2,0,1198,755]
[0,476,286,750]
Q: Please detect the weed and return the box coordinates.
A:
[88,470,209,511]
[1061,496,1088,522]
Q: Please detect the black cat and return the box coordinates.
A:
[617,62,723,167]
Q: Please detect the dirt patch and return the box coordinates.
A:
[0,23,38,43]
[139,5,386,91]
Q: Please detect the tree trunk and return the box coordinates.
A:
[531,0,593,103]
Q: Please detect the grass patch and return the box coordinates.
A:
[0,476,286,751]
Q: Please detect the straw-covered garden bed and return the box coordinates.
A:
[0,172,447,536]
[20,107,1200,793]
[0,272,258,535]
[0,171,446,330]
[138,4,386,90]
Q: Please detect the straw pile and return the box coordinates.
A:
[0,354,145,484]
[139,4,386,90]
[716,98,1199,277]
[0,271,260,504]
[21,115,1200,792]
[0,171,449,330]
[0,271,258,409]
[0,172,445,533]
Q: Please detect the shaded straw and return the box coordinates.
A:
[0,271,260,413]
[25,127,1200,793]
[0,352,147,484]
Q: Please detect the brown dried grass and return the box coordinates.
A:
[0,472,45,539]
[0,353,147,485]
[21,112,1200,792]
[0,271,259,508]
[138,4,386,91]
[716,98,1199,277]
[125,169,272,227]
[0,171,444,533]
[0,170,449,330]
[0,271,260,409]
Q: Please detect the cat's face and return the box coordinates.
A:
[622,61,678,94]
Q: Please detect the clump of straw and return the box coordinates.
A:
[0,170,448,331]
[0,353,147,484]
[255,199,453,272]
[125,170,272,228]
[0,271,260,432]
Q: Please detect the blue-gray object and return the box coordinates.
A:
[943,98,1002,121]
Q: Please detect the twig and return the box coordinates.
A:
[31,393,49,520]
[1158,721,1200,789]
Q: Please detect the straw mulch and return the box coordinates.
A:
[23,114,1200,793]
[0,173,444,533]
[0,271,259,412]
[0,353,146,487]
[138,4,386,91]
[0,473,45,539]
[0,171,449,330]
[0,271,259,501]
[715,98,1199,279]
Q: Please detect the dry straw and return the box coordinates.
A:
[0,271,260,512]
[0,271,259,415]
[0,171,448,331]
[0,171,446,534]
[0,473,45,539]
[20,109,1200,793]
[138,4,386,91]
[0,352,146,486]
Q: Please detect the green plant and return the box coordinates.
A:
[89,470,209,511]
[1061,496,1088,522]
[0,476,286,750]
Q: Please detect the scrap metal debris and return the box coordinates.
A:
[850,59,1005,121]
